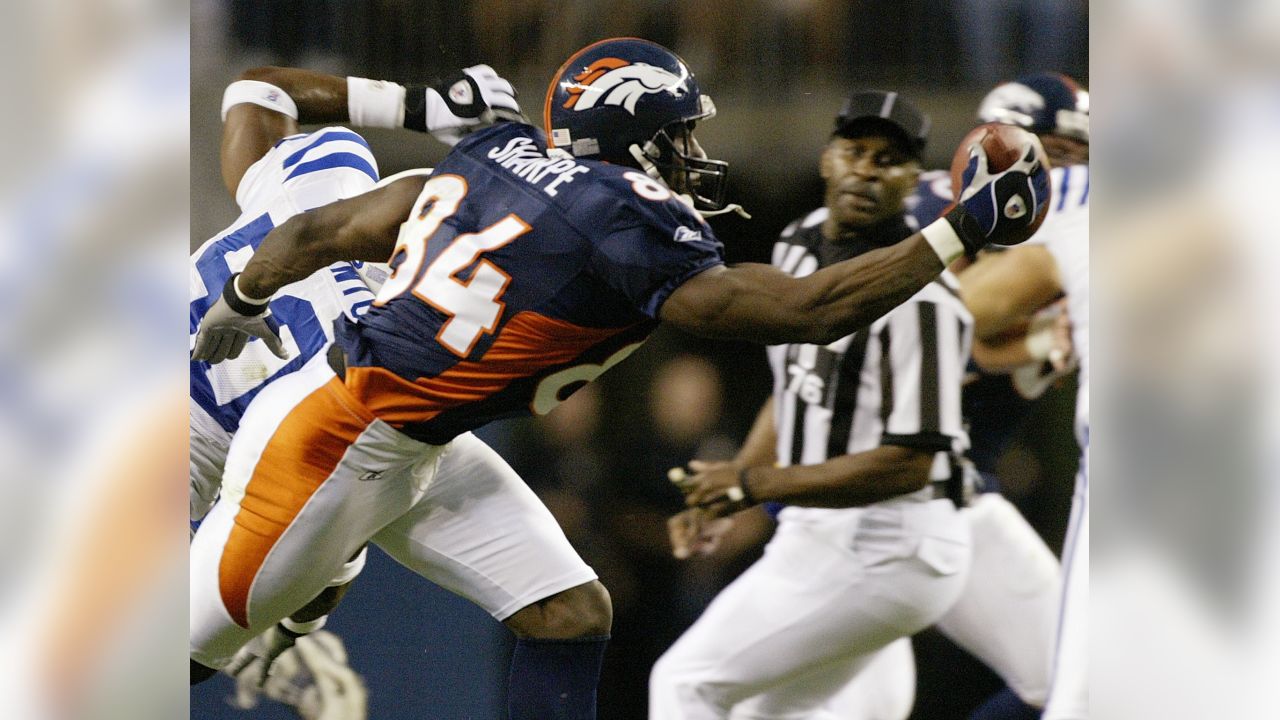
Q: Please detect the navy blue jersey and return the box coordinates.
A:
[337,122,725,444]
[904,169,953,232]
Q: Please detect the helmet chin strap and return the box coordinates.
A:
[628,143,751,220]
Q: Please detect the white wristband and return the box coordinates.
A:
[347,77,406,128]
[328,547,367,586]
[281,615,327,635]
[221,80,298,121]
[921,217,966,266]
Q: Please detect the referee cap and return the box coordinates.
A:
[834,91,930,159]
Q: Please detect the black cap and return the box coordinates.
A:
[834,91,930,158]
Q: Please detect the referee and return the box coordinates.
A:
[650,91,974,719]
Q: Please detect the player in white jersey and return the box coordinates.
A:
[188,69,404,712]
[958,73,1090,720]
[650,92,978,719]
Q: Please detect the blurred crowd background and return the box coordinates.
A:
[191,1,1085,718]
[4,0,1280,718]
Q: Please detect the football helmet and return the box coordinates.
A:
[977,72,1089,143]
[545,37,729,210]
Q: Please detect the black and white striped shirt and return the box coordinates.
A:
[767,208,973,482]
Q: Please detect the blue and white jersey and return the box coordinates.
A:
[190,127,382,437]
[1036,163,1089,442]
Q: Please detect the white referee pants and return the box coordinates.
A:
[650,498,970,720]
[819,492,1063,717]
[936,493,1060,706]
[190,352,596,668]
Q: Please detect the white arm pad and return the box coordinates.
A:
[921,217,965,266]
[221,80,299,121]
[347,77,406,128]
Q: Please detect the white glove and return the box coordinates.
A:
[422,64,522,146]
[295,632,368,720]
[225,625,299,702]
[191,275,286,364]
[226,630,367,719]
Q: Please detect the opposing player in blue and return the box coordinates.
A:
[190,38,1049,719]
[189,61,514,710]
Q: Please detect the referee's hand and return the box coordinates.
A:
[680,460,754,518]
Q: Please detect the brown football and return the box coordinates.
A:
[949,123,1052,244]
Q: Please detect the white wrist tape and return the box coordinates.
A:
[233,275,272,305]
[221,80,298,121]
[921,218,965,266]
[328,547,367,586]
[1024,318,1057,361]
[281,615,327,635]
[347,77,406,128]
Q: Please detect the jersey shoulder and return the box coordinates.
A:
[236,125,380,213]
[905,169,953,229]
[455,122,717,247]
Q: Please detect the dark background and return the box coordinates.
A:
[191,1,1086,717]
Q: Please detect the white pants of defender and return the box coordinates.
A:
[821,492,1062,717]
[190,352,596,668]
[649,498,970,720]
[1043,448,1088,720]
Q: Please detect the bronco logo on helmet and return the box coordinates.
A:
[562,59,687,116]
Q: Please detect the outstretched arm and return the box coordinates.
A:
[662,135,1052,346]
[663,235,945,345]
[219,64,519,198]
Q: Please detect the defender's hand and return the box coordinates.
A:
[423,65,522,145]
[295,632,368,720]
[191,275,286,364]
[225,625,299,696]
[946,140,1050,252]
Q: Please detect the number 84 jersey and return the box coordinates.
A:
[335,123,725,445]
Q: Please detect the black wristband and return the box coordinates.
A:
[222,273,270,316]
[403,83,430,132]
[275,622,307,640]
[737,467,759,506]
[942,204,985,256]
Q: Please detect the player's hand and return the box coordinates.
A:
[945,140,1050,252]
[191,275,286,364]
[295,631,368,720]
[425,65,522,146]
[668,508,735,559]
[225,624,299,696]
[677,460,756,519]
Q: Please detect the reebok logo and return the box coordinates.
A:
[674,226,702,243]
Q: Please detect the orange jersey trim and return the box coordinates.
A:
[345,310,637,425]
[218,377,374,628]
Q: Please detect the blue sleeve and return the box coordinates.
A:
[586,184,725,319]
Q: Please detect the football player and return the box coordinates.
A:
[959,71,1090,720]
[189,38,1048,718]
[190,63,509,708]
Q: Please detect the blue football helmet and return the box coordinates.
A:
[977,72,1089,143]
[545,37,729,210]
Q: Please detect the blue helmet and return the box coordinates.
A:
[977,72,1089,143]
[544,37,729,210]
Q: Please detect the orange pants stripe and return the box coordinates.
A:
[218,376,373,628]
